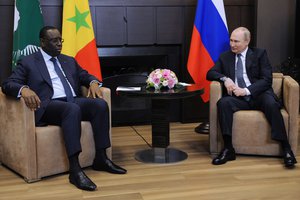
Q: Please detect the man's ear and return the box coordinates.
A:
[246,39,250,46]
[40,38,45,47]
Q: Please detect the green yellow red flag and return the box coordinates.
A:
[61,0,102,80]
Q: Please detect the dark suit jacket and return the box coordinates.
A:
[206,47,274,98]
[2,50,99,124]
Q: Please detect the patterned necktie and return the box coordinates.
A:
[236,54,247,88]
[50,57,74,102]
[236,54,250,101]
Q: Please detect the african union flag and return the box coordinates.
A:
[12,0,44,69]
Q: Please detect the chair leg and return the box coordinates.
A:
[24,177,42,183]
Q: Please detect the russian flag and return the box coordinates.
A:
[187,0,230,102]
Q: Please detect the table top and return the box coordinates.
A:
[117,84,204,100]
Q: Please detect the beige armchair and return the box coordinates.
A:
[209,73,299,156]
[0,87,112,183]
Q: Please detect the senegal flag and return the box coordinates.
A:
[12,0,43,69]
[62,0,102,80]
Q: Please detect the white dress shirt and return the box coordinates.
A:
[40,49,76,99]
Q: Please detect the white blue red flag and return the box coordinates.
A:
[187,0,230,102]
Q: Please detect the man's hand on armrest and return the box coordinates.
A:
[87,81,103,99]
[20,87,41,111]
[223,78,237,96]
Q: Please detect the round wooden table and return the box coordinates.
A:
[117,84,204,163]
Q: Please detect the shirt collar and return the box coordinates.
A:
[40,48,57,61]
[239,47,248,58]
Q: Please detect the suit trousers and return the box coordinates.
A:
[40,97,111,156]
[217,90,288,142]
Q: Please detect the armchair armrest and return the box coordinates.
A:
[80,86,112,158]
[0,88,37,180]
[99,87,112,158]
[209,81,222,154]
[282,76,299,153]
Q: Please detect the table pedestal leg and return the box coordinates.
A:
[135,99,188,163]
[152,99,170,147]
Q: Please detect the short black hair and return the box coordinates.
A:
[39,26,59,39]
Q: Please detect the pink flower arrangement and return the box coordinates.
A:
[146,69,178,90]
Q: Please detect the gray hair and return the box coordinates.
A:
[237,27,251,42]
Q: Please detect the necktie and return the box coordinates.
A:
[236,54,247,88]
[50,57,74,102]
[236,54,250,101]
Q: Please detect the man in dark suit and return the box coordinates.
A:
[206,27,297,168]
[2,26,126,191]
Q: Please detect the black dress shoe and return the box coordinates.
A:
[283,150,297,168]
[194,122,209,134]
[69,170,97,191]
[92,159,127,174]
[212,148,236,165]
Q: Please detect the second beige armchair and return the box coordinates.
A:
[209,73,299,157]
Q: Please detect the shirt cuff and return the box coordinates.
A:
[220,76,228,82]
[17,85,29,98]
[244,88,251,96]
[90,80,103,87]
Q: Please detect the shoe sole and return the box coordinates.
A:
[285,164,296,169]
[92,165,127,174]
[69,177,97,191]
[212,156,236,165]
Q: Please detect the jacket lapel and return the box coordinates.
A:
[246,48,253,72]
[35,51,52,87]
[228,52,236,81]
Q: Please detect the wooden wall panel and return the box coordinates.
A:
[127,7,156,45]
[0,4,13,83]
[256,0,296,69]
[225,6,241,32]
[224,2,256,46]
[156,7,183,44]
[41,6,62,29]
[296,0,300,58]
[95,7,126,45]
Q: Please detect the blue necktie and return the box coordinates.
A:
[236,54,250,101]
[50,57,74,102]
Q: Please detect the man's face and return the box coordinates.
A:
[230,29,249,54]
[40,29,63,57]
